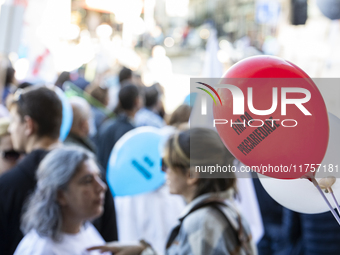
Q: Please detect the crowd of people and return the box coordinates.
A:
[0,65,339,255]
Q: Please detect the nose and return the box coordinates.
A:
[95,176,107,193]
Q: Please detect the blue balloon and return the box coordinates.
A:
[316,0,340,20]
[184,93,197,107]
[107,127,166,196]
[54,87,73,141]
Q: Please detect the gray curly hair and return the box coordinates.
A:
[21,146,94,241]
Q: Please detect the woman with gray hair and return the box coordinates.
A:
[14,147,109,255]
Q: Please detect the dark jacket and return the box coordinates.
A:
[253,178,283,225]
[0,149,118,255]
[64,132,97,154]
[96,114,135,170]
[283,209,340,255]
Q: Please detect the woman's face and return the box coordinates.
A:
[58,159,107,221]
[165,165,190,195]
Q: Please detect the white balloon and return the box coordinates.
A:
[259,113,340,214]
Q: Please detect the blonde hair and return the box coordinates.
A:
[164,128,236,199]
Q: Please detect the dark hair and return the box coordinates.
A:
[119,67,132,84]
[55,72,70,89]
[13,87,62,139]
[5,67,15,86]
[168,104,192,126]
[144,85,159,108]
[118,84,139,111]
[164,128,236,199]
[18,82,33,90]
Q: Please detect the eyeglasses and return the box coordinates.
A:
[2,150,21,161]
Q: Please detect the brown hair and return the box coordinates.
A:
[168,104,192,127]
[164,128,236,199]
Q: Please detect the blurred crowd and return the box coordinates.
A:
[0,61,340,255]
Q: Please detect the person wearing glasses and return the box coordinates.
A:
[14,147,110,255]
[0,87,118,255]
[89,128,256,255]
[0,117,21,175]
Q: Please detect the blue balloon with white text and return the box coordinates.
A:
[107,127,166,196]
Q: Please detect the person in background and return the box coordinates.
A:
[0,117,21,175]
[119,67,133,85]
[282,208,340,255]
[135,84,165,128]
[132,73,144,87]
[14,147,109,255]
[71,66,90,90]
[96,84,141,170]
[85,84,109,133]
[152,83,166,119]
[64,97,96,154]
[0,86,118,255]
[167,104,192,129]
[2,67,16,104]
[55,71,70,90]
[89,128,256,255]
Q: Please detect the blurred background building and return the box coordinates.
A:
[0,0,340,113]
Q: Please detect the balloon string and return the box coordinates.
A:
[311,179,340,226]
[330,191,340,215]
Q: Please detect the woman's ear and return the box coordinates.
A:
[186,167,199,186]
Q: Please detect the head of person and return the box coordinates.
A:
[5,67,15,86]
[168,104,192,127]
[0,117,20,175]
[119,67,132,84]
[144,84,161,111]
[69,97,91,138]
[163,128,236,202]
[55,71,70,89]
[132,73,144,87]
[7,86,63,153]
[115,83,141,116]
[86,84,109,107]
[21,147,107,241]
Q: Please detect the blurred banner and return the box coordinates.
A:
[0,2,25,54]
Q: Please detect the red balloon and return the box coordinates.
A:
[213,56,329,179]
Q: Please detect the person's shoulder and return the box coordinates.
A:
[0,162,25,191]
[98,118,117,135]
[182,205,230,234]
[14,230,54,255]
[76,223,107,248]
[84,222,105,241]
[0,150,47,191]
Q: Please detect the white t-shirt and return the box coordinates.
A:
[14,223,110,255]
[115,184,185,255]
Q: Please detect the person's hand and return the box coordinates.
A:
[87,242,145,255]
